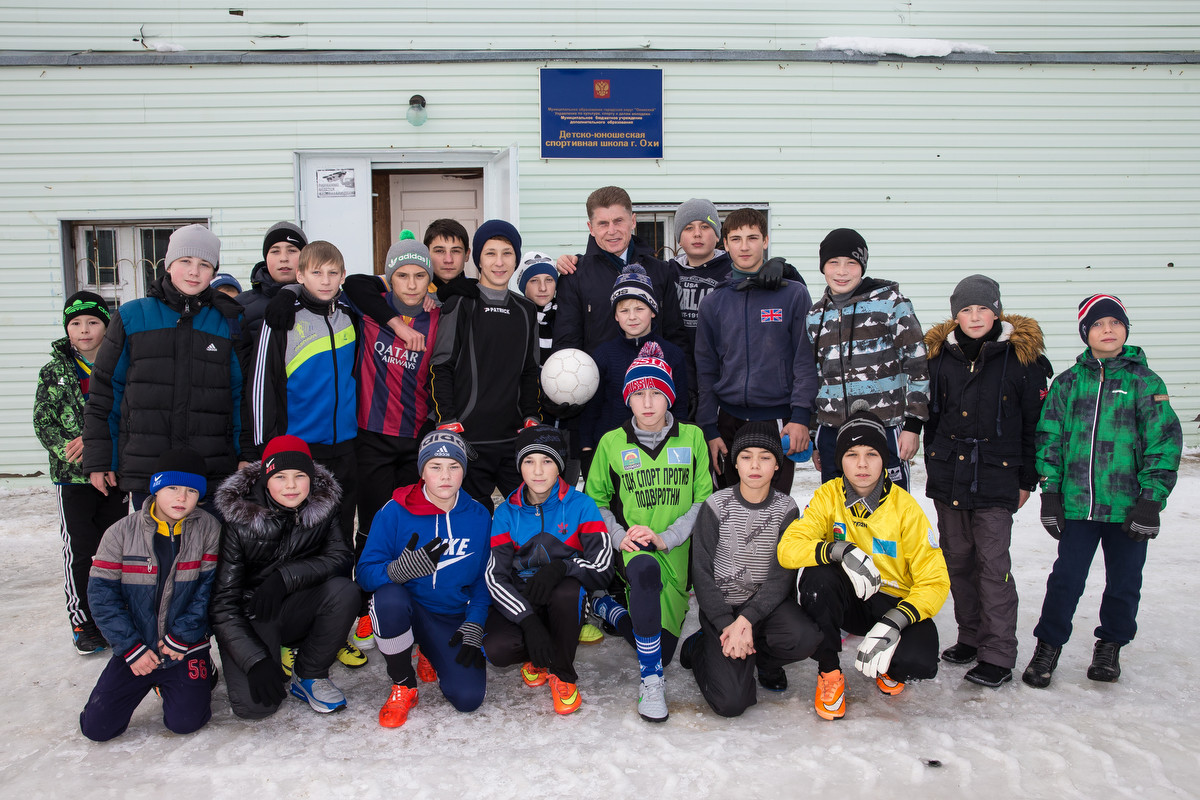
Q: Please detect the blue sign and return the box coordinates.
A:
[541,68,663,159]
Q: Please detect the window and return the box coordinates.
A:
[632,203,771,262]
[64,219,208,307]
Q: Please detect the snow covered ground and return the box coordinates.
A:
[2,460,1198,799]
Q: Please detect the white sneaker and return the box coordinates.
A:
[638,674,668,723]
[290,676,347,713]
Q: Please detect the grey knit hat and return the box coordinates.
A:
[951,274,1002,316]
[164,224,220,269]
[385,230,433,282]
[674,198,721,241]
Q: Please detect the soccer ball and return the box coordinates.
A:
[541,348,600,406]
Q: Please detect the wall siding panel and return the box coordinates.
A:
[0,56,1196,475]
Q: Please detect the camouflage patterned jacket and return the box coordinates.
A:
[807,277,930,430]
[1036,345,1181,523]
[34,337,89,484]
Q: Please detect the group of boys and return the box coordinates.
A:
[36,183,1181,739]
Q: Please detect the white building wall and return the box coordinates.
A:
[1,56,1197,474]
[3,1,1200,53]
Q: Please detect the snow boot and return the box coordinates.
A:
[1086,640,1122,683]
[1021,640,1061,688]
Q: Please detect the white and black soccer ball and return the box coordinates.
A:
[540,348,600,406]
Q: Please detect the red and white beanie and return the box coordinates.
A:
[622,341,676,406]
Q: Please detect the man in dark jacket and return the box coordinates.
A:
[236,221,307,326]
[552,186,687,356]
[211,436,359,718]
[82,224,249,506]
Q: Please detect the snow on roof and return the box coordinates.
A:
[815,36,995,58]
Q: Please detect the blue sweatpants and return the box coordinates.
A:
[1033,519,1148,647]
[79,649,214,741]
[370,582,485,712]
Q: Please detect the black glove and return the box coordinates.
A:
[263,289,298,332]
[247,572,286,622]
[524,561,569,606]
[1122,498,1161,542]
[449,621,486,669]
[519,615,557,670]
[436,275,480,303]
[246,659,287,707]
[386,533,450,584]
[733,256,793,292]
[1040,492,1066,540]
[542,397,586,420]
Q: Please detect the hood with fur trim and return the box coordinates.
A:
[214,459,341,534]
[925,314,1045,366]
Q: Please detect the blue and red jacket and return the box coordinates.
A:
[88,498,221,668]
[357,482,492,626]
[486,478,614,624]
[355,293,439,439]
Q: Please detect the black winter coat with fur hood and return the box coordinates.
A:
[922,315,1053,512]
[209,461,351,673]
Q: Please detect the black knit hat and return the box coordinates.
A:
[262,221,307,260]
[819,228,869,273]
[1077,294,1130,343]
[149,447,207,496]
[63,291,111,332]
[835,401,888,466]
[730,420,785,465]
[514,425,567,473]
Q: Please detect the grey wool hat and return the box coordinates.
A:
[164,224,220,269]
[385,229,433,282]
[674,198,721,241]
[950,274,1002,316]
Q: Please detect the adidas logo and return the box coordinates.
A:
[434,446,450,456]
[205,343,218,352]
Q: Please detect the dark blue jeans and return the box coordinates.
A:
[80,649,214,741]
[371,582,486,712]
[1033,519,1147,647]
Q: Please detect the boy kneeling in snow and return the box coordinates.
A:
[778,404,948,720]
[80,449,220,741]
[680,421,821,717]
[211,436,359,717]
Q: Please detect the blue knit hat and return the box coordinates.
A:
[148,447,207,497]
[472,219,522,267]
[610,263,659,315]
[418,430,470,474]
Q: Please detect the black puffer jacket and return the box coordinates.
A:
[922,315,1053,512]
[81,275,248,493]
[209,461,350,673]
[234,261,288,327]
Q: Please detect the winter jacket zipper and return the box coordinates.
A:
[1086,363,1105,521]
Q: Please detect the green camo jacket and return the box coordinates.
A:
[33,337,89,484]
[1036,345,1181,522]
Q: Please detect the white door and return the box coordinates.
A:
[297,154,374,274]
[388,172,484,276]
[298,148,517,277]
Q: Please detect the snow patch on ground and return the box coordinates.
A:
[2,460,1197,797]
